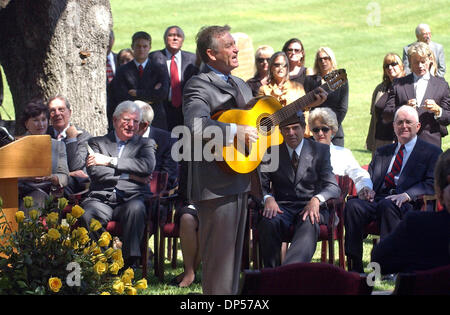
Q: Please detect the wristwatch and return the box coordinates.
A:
[109,157,118,167]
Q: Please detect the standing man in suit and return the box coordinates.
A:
[109,31,169,130]
[80,100,156,269]
[257,112,339,268]
[382,41,450,148]
[344,105,442,273]
[182,25,259,295]
[402,23,446,78]
[47,95,91,195]
[150,26,198,131]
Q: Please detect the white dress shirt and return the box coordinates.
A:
[329,144,372,193]
[386,136,417,186]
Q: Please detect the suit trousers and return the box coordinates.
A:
[80,195,147,259]
[344,196,413,262]
[258,206,323,268]
[195,193,248,295]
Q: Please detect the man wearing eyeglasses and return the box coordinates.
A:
[383,41,450,148]
[402,23,446,78]
[344,105,442,273]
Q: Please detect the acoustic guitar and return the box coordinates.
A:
[212,69,348,174]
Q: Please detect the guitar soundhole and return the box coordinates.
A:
[258,116,274,135]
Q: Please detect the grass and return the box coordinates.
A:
[1,0,447,295]
[137,235,394,295]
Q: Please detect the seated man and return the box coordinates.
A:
[135,100,199,287]
[80,100,156,269]
[344,105,442,273]
[134,100,178,189]
[47,95,92,195]
[257,111,340,268]
[371,149,450,274]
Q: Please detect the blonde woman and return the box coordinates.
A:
[366,53,405,154]
[246,45,274,97]
[305,47,349,146]
[257,52,325,137]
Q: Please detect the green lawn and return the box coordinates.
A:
[1,0,448,295]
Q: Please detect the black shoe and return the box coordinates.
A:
[348,256,364,273]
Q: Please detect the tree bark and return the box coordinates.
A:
[0,0,112,136]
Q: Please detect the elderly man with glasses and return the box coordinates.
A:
[344,105,442,273]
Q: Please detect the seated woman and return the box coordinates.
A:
[118,48,134,66]
[309,107,372,196]
[305,47,349,146]
[257,51,321,137]
[366,53,405,155]
[282,38,313,86]
[18,99,69,211]
[246,45,274,97]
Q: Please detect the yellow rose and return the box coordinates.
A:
[98,232,112,247]
[125,285,137,295]
[111,249,123,261]
[57,197,69,210]
[66,213,76,226]
[47,228,61,241]
[46,212,59,226]
[104,247,114,258]
[89,218,102,232]
[29,209,39,220]
[48,277,62,293]
[121,268,134,285]
[15,211,25,223]
[109,262,120,275]
[134,278,147,290]
[93,261,107,275]
[112,280,125,294]
[100,292,111,295]
[23,196,34,208]
[71,205,85,218]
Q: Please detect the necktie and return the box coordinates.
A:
[170,55,182,108]
[138,64,144,78]
[228,76,246,107]
[106,59,114,83]
[117,141,126,157]
[384,144,405,189]
[291,151,299,171]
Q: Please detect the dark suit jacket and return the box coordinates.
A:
[109,60,169,129]
[182,67,254,202]
[146,126,178,189]
[304,74,349,142]
[0,67,3,107]
[260,139,340,210]
[47,125,91,172]
[371,209,450,274]
[149,49,199,129]
[87,132,156,198]
[382,73,450,147]
[369,138,442,200]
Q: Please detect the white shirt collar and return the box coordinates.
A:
[285,139,304,158]
[165,49,181,60]
[398,135,417,153]
[134,58,149,69]
[413,71,431,82]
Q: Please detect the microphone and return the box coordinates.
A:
[0,126,15,147]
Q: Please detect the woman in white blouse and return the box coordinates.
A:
[308,107,373,197]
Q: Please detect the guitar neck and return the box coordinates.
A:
[271,82,331,126]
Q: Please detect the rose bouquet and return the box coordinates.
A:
[0,196,147,295]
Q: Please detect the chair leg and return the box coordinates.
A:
[153,222,159,278]
[321,240,327,262]
[328,238,335,265]
[338,236,345,269]
[141,226,148,279]
[167,238,172,261]
[171,237,178,269]
[158,230,165,282]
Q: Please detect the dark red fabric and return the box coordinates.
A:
[170,55,181,108]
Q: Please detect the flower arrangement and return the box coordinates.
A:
[0,196,147,295]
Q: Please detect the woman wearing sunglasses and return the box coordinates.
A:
[257,51,321,137]
[282,38,313,86]
[366,53,405,156]
[309,107,372,197]
[246,45,274,97]
[304,47,349,147]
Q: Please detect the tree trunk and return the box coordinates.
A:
[0,0,112,136]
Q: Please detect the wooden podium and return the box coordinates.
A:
[0,135,51,234]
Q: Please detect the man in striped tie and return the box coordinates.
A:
[344,105,442,273]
